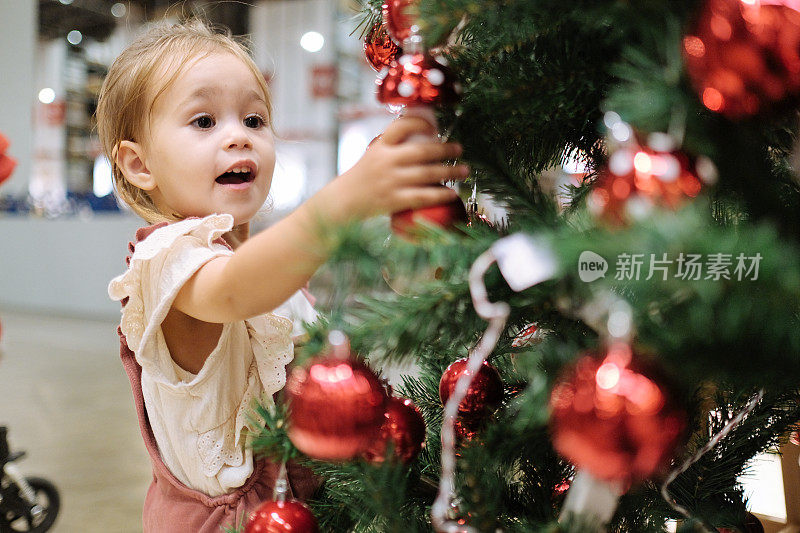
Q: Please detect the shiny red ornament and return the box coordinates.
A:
[718,512,765,533]
[391,188,468,239]
[790,426,800,446]
[439,358,504,422]
[683,0,800,118]
[512,323,542,348]
[549,344,686,484]
[588,147,705,225]
[245,499,319,533]
[382,0,419,45]
[286,354,388,461]
[376,52,460,107]
[363,397,427,464]
[452,416,483,443]
[364,22,403,72]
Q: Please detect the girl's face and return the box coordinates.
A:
[142,52,275,225]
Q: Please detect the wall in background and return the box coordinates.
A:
[0,214,141,319]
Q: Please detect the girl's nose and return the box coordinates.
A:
[223,123,253,150]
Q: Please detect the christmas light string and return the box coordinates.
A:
[431,248,509,533]
[660,388,765,520]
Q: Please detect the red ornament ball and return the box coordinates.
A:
[286,354,388,461]
[718,512,765,533]
[376,52,461,107]
[439,358,504,421]
[683,0,800,118]
[588,147,706,225]
[391,188,468,239]
[512,323,543,348]
[362,397,427,464]
[245,499,319,533]
[364,22,403,72]
[382,0,419,45]
[549,344,686,484]
[790,426,800,446]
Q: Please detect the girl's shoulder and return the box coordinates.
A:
[108,214,236,355]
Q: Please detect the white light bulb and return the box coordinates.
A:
[38,88,56,104]
[67,30,82,45]
[300,32,324,53]
[111,2,126,17]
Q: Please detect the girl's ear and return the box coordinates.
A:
[116,140,156,191]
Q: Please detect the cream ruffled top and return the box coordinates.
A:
[108,214,317,496]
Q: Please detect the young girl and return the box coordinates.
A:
[98,19,467,532]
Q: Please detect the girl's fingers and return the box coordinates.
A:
[394,141,463,164]
[398,164,470,185]
[380,116,438,145]
[392,186,461,211]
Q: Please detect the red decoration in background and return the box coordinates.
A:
[285,353,388,461]
[363,397,427,464]
[376,52,461,107]
[549,344,686,484]
[245,499,319,533]
[717,512,765,533]
[310,64,337,99]
[365,22,403,72]
[390,190,468,239]
[382,0,419,45]
[439,358,504,423]
[588,146,706,225]
[683,0,800,118]
[0,133,17,187]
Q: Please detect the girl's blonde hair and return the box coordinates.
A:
[96,18,273,223]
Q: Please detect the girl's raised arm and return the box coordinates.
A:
[172,115,468,324]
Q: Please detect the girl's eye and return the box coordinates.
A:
[244,115,265,129]
[192,115,215,129]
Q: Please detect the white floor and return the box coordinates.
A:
[0,309,151,532]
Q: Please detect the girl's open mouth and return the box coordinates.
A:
[215,169,254,185]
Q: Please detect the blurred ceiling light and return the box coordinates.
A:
[111,2,127,17]
[67,30,82,45]
[300,31,324,52]
[38,88,56,104]
[58,0,73,4]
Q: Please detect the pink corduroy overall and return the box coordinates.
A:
[118,224,318,532]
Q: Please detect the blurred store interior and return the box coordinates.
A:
[0,1,790,531]
[0,0,395,319]
[0,1,397,530]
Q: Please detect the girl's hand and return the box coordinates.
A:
[328,116,469,222]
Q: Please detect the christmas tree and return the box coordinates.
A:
[246,0,800,531]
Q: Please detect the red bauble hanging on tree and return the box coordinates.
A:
[382,0,419,45]
[439,358,504,423]
[376,52,461,107]
[245,499,319,533]
[390,190,469,239]
[718,512,765,533]
[364,22,403,72]
[285,352,388,461]
[683,0,800,118]
[363,396,427,464]
[588,145,707,225]
[549,344,686,484]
